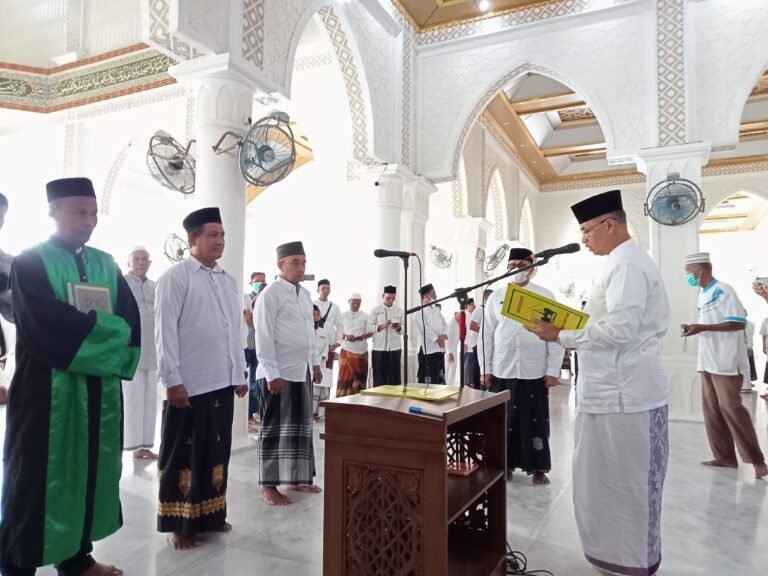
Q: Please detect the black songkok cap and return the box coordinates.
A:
[419,283,434,297]
[508,247,533,261]
[570,190,623,224]
[467,298,475,305]
[276,241,305,259]
[383,285,396,294]
[317,279,330,288]
[183,207,222,233]
[46,177,96,202]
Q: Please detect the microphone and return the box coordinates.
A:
[533,243,581,260]
[374,249,415,258]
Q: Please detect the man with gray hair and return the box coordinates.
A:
[123,246,159,460]
[255,241,323,506]
[682,252,767,479]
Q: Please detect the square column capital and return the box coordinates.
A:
[635,142,712,181]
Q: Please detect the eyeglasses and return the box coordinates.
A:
[580,217,615,238]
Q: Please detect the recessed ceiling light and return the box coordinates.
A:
[478,0,490,12]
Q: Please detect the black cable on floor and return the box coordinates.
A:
[505,543,554,575]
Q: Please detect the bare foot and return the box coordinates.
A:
[701,459,738,469]
[133,449,158,460]
[532,472,550,485]
[211,522,232,532]
[287,484,322,493]
[755,462,768,479]
[167,533,200,550]
[261,486,292,506]
[82,562,123,576]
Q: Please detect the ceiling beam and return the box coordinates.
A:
[541,142,606,158]
[510,92,585,115]
[704,213,750,221]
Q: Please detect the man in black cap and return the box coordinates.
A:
[313,278,342,386]
[415,284,448,384]
[527,190,671,575]
[367,285,404,386]
[155,207,248,549]
[478,247,564,485]
[0,177,141,576]
[254,241,323,506]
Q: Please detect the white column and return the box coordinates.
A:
[446,217,492,303]
[400,173,437,381]
[372,170,405,291]
[172,54,259,449]
[637,142,711,421]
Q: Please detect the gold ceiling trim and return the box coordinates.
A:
[511,92,585,115]
[246,136,314,204]
[390,0,565,32]
[703,213,749,221]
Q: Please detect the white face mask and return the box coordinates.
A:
[511,271,529,284]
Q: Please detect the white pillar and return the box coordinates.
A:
[446,217,492,303]
[637,142,711,421]
[172,54,259,449]
[373,171,404,290]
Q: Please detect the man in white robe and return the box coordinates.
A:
[337,293,371,396]
[122,246,158,459]
[414,284,447,384]
[313,279,342,395]
[255,241,323,506]
[367,285,403,385]
[528,190,670,576]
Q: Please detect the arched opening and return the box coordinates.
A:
[699,191,768,383]
[519,196,534,249]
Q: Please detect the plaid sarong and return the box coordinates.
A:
[336,349,368,397]
[257,375,316,486]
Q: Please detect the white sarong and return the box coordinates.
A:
[122,369,158,450]
[573,405,668,576]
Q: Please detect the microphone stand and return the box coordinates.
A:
[401,254,409,390]
[406,256,554,390]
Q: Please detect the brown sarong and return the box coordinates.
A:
[336,349,368,397]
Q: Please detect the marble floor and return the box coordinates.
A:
[1,382,768,575]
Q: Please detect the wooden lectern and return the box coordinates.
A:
[321,385,510,575]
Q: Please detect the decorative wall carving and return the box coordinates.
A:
[0,47,176,113]
[656,0,686,145]
[241,0,264,68]
[146,0,203,60]
[344,462,422,575]
[293,52,334,72]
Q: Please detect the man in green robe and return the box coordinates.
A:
[0,178,141,576]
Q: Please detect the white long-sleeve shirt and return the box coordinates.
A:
[467,307,484,349]
[479,282,565,380]
[125,272,157,371]
[340,310,370,354]
[313,299,342,346]
[155,256,245,397]
[446,316,459,356]
[367,303,403,351]
[414,303,447,355]
[255,276,319,382]
[558,240,670,414]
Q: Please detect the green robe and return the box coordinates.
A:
[0,237,140,569]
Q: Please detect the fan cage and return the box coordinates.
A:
[147,134,196,195]
[644,177,705,226]
[239,115,297,187]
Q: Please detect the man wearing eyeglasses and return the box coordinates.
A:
[527,189,671,576]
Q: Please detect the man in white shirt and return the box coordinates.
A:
[446,311,460,385]
[313,279,342,391]
[367,285,403,386]
[254,241,323,506]
[528,190,671,576]
[155,207,248,549]
[337,293,371,396]
[681,253,767,479]
[245,271,266,431]
[415,284,448,384]
[312,305,331,418]
[479,247,564,485]
[741,315,756,392]
[123,246,158,460]
[755,283,768,399]
[466,292,491,388]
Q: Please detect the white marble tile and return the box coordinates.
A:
[3,383,768,575]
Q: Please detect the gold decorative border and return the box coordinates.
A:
[158,494,227,519]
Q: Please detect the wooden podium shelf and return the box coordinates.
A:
[321,384,509,576]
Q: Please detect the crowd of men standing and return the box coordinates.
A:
[1,180,768,576]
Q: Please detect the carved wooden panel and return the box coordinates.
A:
[343,462,423,576]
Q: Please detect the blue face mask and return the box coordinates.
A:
[251,281,263,294]
[687,273,700,287]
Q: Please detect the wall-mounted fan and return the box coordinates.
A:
[644,173,705,226]
[147,131,196,194]
[484,243,509,279]
[211,111,297,188]
[429,245,453,269]
[163,233,190,263]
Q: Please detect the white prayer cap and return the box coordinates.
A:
[685,252,710,264]
[349,292,362,300]
[128,245,150,257]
